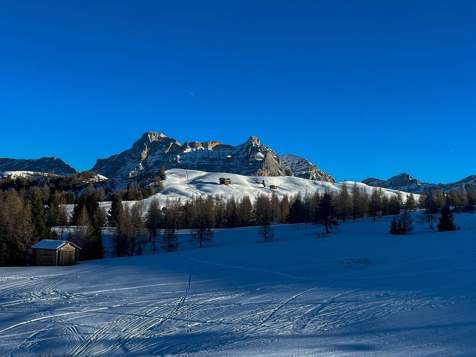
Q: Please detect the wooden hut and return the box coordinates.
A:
[219,177,232,185]
[32,240,81,266]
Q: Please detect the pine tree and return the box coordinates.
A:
[225,198,239,228]
[289,194,306,223]
[238,196,253,226]
[76,205,104,260]
[438,203,456,232]
[108,194,123,227]
[129,203,144,255]
[279,195,290,223]
[146,199,162,251]
[368,189,383,222]
[316,192,338,234]
[255,195,273,241]
[335,184,352,221]
[162,202,179,252]
[29,187,50,240]
[389,195,402,215]
[191,197,214,248]
[405,194,417,211]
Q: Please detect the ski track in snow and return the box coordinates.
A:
[2,214,476,356]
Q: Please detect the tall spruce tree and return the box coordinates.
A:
[316,192,338,234]
[438,203,456,232]
[255,195,273,241]
[336,184,352,222]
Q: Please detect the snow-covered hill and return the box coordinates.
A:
[124,169,417,210]
[0,170,60,179]
[2,213,476,356]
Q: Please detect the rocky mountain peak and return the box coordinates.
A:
[246,136,261,146]
[91,132,334,183]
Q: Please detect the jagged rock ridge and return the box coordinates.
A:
[0,157,76,176]
[363,173,476,193]
[92,132,335,182]
[280,154,334,182]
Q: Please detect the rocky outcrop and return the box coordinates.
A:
[92,132,335,182]
[0,157,76,176]
[280,154,335,183]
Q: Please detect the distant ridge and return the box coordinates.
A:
[363,173,476,193]
[0,157,76,176]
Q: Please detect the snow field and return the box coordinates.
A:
[1,213,476,356]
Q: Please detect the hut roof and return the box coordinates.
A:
[32,240,80,251]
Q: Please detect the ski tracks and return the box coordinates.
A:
[69,272,193,356]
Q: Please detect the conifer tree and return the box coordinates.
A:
[29,187,50,240]
[368,189,383,222]
[146,199,162,250]
[316,192,338,234]
[238,196,253,226]
[289,194,306,223]
[335,184,352,221]
[192,197,215,248]
[405,194,417,211]
[225,198,239,228]
[162,202,179,252]
[255,195,273,241]
[108,194,123,227]
[438,203,456,232]
[279,195,290,223]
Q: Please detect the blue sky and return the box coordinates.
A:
[0,1,475,182]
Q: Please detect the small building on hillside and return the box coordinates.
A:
[32,240,81,266]
[219,177,232,185]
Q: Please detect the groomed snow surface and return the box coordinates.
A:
[2,213,476,356]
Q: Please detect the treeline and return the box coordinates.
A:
[2,180,475,265]
[0,169,165,204]
[0,187,67,265]
[106,184,418,256]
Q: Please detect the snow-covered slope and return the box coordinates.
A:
[92,132,334,182]
[128,169,417,210]
[0,171,60,179]
[2,213,476,356]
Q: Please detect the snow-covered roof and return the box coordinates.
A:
[32,240,80,250]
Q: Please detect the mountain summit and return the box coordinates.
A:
[92,131,334,182]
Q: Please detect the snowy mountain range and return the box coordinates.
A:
[92,132,334,182]
[363,173,476,193]
[1,133,474,195]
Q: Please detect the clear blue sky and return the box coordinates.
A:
[0,1,475,182]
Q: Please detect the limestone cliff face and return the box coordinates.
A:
[280,154,335,183]
[92,132,335,182]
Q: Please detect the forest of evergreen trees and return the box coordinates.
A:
[1,181,475,266]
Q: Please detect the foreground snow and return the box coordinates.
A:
[2,214,476,356]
